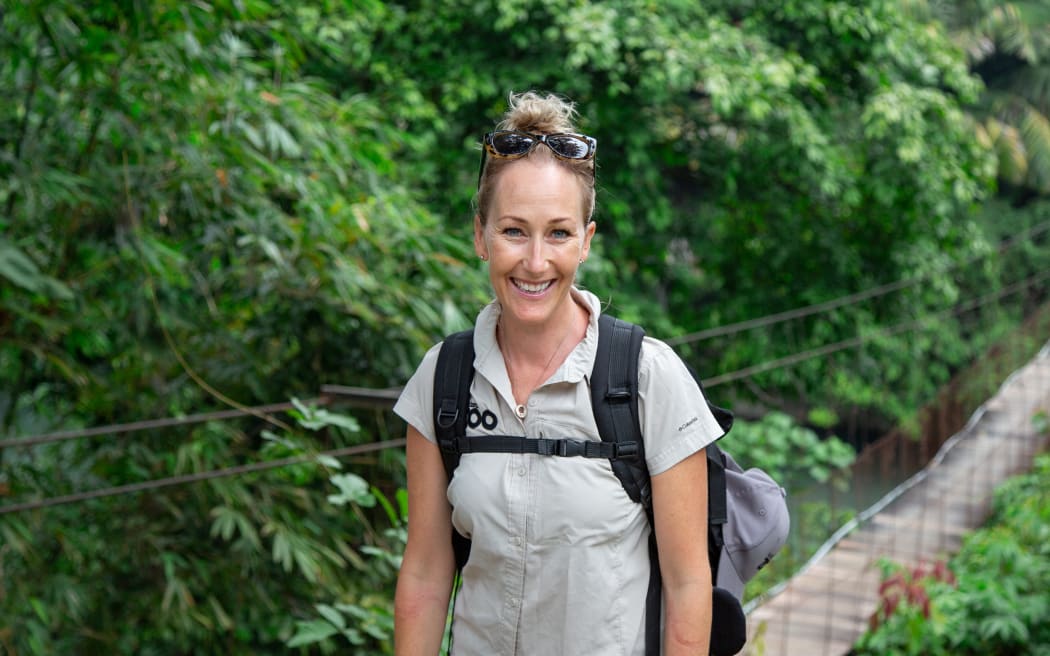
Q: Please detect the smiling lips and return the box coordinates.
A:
[513,278,555,294]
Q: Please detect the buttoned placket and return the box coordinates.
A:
[468,294,600,654]
[501,400,532,654]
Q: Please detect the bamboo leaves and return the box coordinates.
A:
[0,239,73,301]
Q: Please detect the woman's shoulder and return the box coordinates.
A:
[637,334,686,374]
[415,340,447,379]
[392,340,452,442]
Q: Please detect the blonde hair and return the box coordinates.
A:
[476,91,596,224]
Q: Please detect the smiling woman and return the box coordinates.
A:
[391,91,725,656]
[472,93,597,414]
[476,159,594,378]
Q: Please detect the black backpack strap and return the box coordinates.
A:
[706,443,728,575]
[447,434,637,458]
[433,329,475,571]
[592,314,661,655]
[592,314,649,505]
[685,365,734,578]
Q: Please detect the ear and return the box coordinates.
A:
[473,214,487,260]
[580,220,596,262]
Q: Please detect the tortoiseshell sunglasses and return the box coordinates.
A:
[477,130,597,187]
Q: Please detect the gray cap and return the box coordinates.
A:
[714,452,790,599]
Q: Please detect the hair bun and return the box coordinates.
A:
[498,91,579,135]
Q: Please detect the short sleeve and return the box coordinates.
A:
[637,338,726,476]
[392,342,443,444]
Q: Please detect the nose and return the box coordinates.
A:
[523,235,547,273]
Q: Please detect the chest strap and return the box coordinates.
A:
[438,435,639,459]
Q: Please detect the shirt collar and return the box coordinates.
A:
[473,287,602,399]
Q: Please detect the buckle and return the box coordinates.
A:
[556,439,586,457]
[614,441,640,458]
[438,435,471,454]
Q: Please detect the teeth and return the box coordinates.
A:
[515,279,552,293]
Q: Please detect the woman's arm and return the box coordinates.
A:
[394,426,457,655]
[652,449,711,656]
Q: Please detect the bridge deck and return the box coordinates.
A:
[743,344,1050,656]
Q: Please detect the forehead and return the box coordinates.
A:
[489,157,587,221]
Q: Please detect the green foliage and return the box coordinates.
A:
[0,1,484,413]
[1034,410,1049,436]
[1,398,402,654]
[727,412,856,490]
[1,3,469,650]
[909,0,1050,196]
[334,0,1006,425]
[1,0,1046,653]
[853,453,1050,655]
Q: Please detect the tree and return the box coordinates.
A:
[352,0,998,425]
[906,0,1050,198]
[1,2,478,653]
[0,1,1034,653]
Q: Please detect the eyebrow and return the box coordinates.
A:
[496,216,576,225]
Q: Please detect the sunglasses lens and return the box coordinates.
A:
[490,132,535,155]
[547,135,591,159]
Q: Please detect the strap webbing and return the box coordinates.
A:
[592,315,649,505]
[439,434,638,459]
[591,315,660,654]
[433,329,476,571]
[706,444,728,573]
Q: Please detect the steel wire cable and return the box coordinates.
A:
[703,267,1050,387]
[0,399,328,450]
[0,386,400,450]
[664,218,1050,346]
[4,221,1046,450]
[3,267,1046,516]
[0,438,406,515]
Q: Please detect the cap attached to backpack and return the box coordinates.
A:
[714,452,791,599]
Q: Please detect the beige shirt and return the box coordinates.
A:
[394,288,725,655]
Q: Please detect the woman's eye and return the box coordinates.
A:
[503,227,525,237]
[550,229,570,240]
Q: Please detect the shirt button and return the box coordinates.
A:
[528,398,538,407]
[517,467,527,477]
[509,536,521,546]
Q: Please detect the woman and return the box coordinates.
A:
[392,91,726,655]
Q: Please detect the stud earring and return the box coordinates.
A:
[480,254,488,261]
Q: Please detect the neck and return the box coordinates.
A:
[498,298,587,406]
[499,300,583,360]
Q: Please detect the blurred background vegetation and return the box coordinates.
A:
[1,0,1048,653]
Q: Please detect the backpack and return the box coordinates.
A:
[432,314,789,656]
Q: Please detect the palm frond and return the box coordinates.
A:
[984,117,1029,185]
[1020,106,1050,192]
[1007,63,1050,115]
[980,3,1039,62]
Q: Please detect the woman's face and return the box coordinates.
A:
[474,157,595,330]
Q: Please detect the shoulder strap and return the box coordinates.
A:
[706,443,729,574]
[433,329,475,570]
[686,363,734,574]
[592,314,649,505]
[592,314,741,656]
[591,314,662,654]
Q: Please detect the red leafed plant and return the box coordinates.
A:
[870,559,958,631]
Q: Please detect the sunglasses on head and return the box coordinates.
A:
[477,130,597,187]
